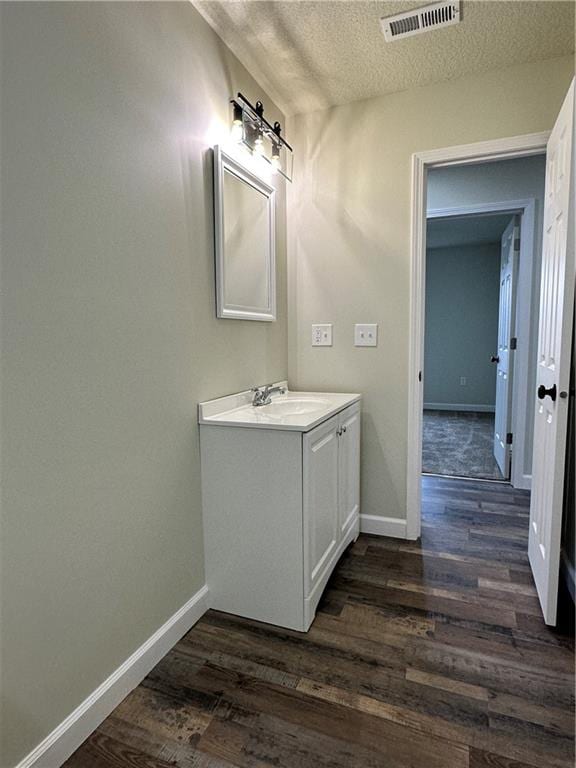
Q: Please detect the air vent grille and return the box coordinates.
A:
[381,1,461,42]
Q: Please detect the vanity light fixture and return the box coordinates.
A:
[229,92,293,182]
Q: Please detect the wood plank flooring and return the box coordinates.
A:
[65,476,574,768]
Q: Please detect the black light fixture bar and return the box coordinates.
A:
[232,92,293,153]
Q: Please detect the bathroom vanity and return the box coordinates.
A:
[198,383,361,631]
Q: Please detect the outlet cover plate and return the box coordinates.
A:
[312,323,333,346]
[354,323,378,347]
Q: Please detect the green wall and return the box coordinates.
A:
[0,3,287,765]
[424,243,501,409]
[288,55,573,523]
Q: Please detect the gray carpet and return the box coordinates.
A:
[422,410,505,481]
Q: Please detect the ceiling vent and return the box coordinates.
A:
[380,1,461,42]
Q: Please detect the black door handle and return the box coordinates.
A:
[491,355,500,363]
[537,384,557,401]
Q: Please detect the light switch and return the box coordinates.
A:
[354,324,378,347]
[312,323,333,346]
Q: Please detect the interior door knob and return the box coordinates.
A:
[537,384,557,401]
[490,355,500,363]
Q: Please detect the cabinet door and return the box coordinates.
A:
[338,403,361,536]
[303,415,339,595]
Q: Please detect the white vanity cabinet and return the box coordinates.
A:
[199,388,360,632]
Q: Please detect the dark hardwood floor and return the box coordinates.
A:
[65,476,574,768]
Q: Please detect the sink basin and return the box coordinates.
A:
[259,397,331,417]
[199,383,361,432]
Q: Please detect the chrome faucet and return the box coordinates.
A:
[251,383,286,407]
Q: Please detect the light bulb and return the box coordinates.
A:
[254,128,264,155]
[231,102,243,142]
[271,145,281,174]
[231,121,243,142]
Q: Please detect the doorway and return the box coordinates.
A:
[408,83,575,629]
[422,211,522,481]
[405,132,550,541]
[419,155,547,491]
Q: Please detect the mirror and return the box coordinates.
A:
[213,146,276,321]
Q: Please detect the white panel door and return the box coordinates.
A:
[338,403,361,537]
[303,415,339,596]
[529,79,575,626]
[493,216,519,477]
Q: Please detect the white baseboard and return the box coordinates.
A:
[360,514,407,539]
[424,402,495,413]
[512,473,532,491]
[16,585,210,768]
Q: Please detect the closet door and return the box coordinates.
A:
[303,415,339,596]
[338,403,361,538]
[493,216,519,478]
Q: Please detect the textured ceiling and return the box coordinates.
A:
[427,213,513,249]
[193,0,575,115]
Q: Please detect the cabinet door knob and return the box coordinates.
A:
[342,425,347,433]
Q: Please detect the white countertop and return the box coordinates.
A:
[198,383,361,432]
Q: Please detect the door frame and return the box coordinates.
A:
[407,131,550,540]
[427,199,537,490]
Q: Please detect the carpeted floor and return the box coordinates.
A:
[422,409,505,480]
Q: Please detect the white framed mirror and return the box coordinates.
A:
[213,146,276,321]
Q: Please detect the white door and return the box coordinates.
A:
[338,403,361,537]
[493,216,519,477]
[303,415,339,595]
[529,79,575,626]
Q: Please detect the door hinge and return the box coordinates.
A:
[510,337,517,350]
[506,432,513,445]
[418,371,422,382]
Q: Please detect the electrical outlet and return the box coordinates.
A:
[460,377,467,386]
[354,324,378,347]
[312,324,333,346]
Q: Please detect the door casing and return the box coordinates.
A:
[407,131,550,540]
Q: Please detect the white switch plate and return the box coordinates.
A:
[354,324,378,347]
[312,323,333,346]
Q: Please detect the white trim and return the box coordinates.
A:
[213,145,276,322]
[360,514,408,539]
[413,131,550,169]
[16,586,210,768]
[428,200,533,218]
[424,403,495,413]
[408,132,550,540]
